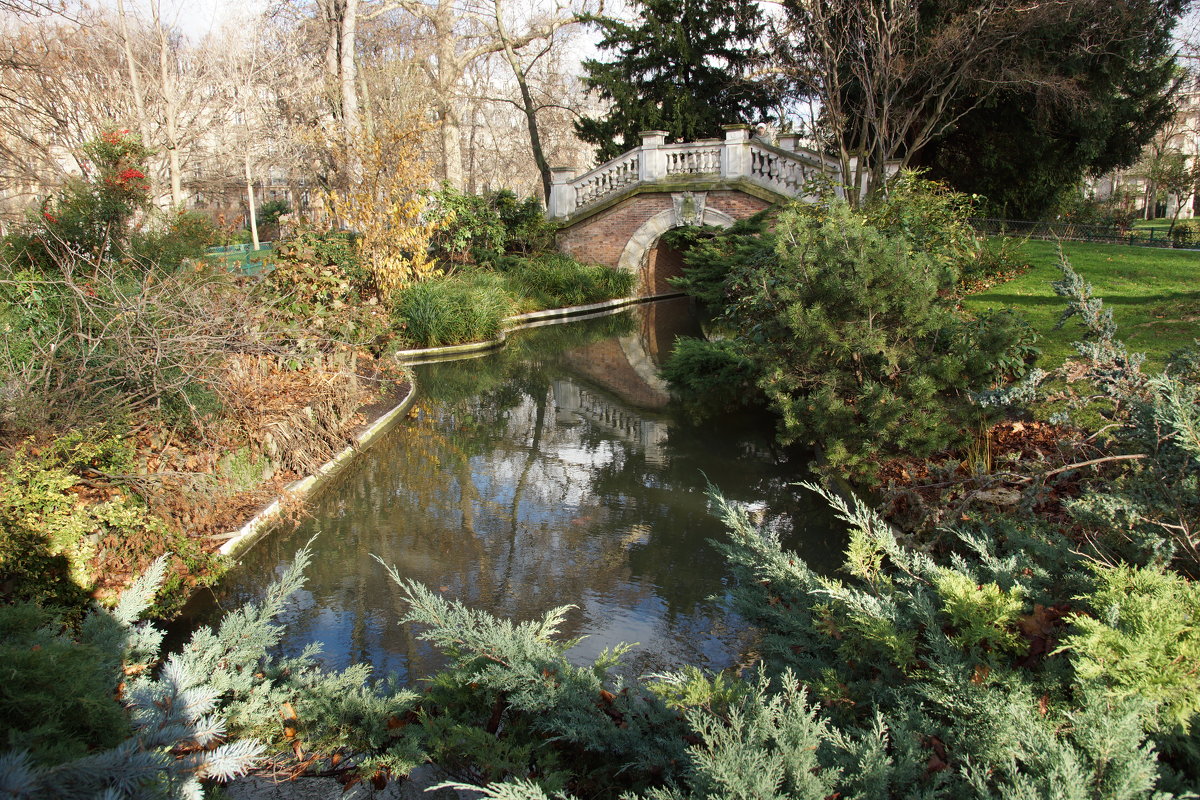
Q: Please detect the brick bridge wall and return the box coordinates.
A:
[556,190,772,294]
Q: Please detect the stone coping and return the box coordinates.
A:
[217,382,419,559]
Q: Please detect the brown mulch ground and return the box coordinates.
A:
[876,419,1089,533]
[10,353,412,606]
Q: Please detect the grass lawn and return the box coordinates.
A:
[963,238,1200,371]
[1131,218,1173,232]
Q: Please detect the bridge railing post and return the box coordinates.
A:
[638,130,667,182]
[548,166,577,219]
[721,124,751,180]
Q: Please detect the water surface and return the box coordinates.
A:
[179,299,845,681]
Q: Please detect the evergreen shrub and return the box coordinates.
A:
[662,212,773,307]
[1169,219,1200,248]
[428,187,558,264]
[658,337,763,420]
[1063,564,1200,731]
[0,603,131,766]
[2,130,211,274]
[428,184,508,263]
[490,190,557,256]
[668,195,1038,480]
[0,440,217,615]
[127,212,219,273]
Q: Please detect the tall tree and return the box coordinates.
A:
[149,0,183,207]
[920,0,1188,218]
[776,0,1186,205]
[115,0,151,146]
[576,0,777,162]
[372,0,588,188]
[492,0,559,200]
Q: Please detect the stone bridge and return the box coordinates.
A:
[548,124,842,294]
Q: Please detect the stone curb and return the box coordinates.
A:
[217,382,419,559]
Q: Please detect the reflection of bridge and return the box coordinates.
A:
[561,297,697,412]
[553,380,669,463]
[548,125,842,294]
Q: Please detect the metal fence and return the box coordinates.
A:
[969,218,1193,249]
[203,243,275,276]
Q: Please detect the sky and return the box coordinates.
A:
[93,0,267,39]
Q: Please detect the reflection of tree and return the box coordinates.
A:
[180,302,845,682]
[494,381,548,607]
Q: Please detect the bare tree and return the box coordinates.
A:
[371,0,592,188]
[115,0,153,145]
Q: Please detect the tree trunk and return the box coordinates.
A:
[340,0,360,140]
[151,0,183,207]
[115,0,151,146]
[439,100,464,188]
[493,0,551,200]
[357,60,375,140]
[245,150,260,250]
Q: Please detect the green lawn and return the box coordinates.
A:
[963,239,1200,371]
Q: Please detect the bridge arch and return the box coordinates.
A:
[616,206,737,294]
[616,205,737,273]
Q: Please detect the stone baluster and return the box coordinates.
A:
[639,130,667,182]
[548,167,577,219]
[721,124,750,180]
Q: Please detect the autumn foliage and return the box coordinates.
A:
[325,125,446,300]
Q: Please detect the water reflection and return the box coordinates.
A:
[178,299,845,682]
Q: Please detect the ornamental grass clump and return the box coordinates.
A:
[500,253,636,311]
[392,272,516,347]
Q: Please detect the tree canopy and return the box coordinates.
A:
[575,0,779,162]
[775,0,1189,209]
[921,0,1188,218]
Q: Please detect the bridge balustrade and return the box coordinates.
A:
[548,125,840,220]
[749,143,815,196]
[572,151,641,207]
[662,141,722,177]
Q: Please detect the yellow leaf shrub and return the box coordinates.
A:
[325,124,445,300]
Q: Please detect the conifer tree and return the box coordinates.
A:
[575,0,778,162]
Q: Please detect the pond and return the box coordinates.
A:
[176,298,846,682]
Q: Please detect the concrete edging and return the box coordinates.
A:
[217,382,419,559]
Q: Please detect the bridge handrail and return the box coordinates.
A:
[549,126,839,219]
[571,150,641,209]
